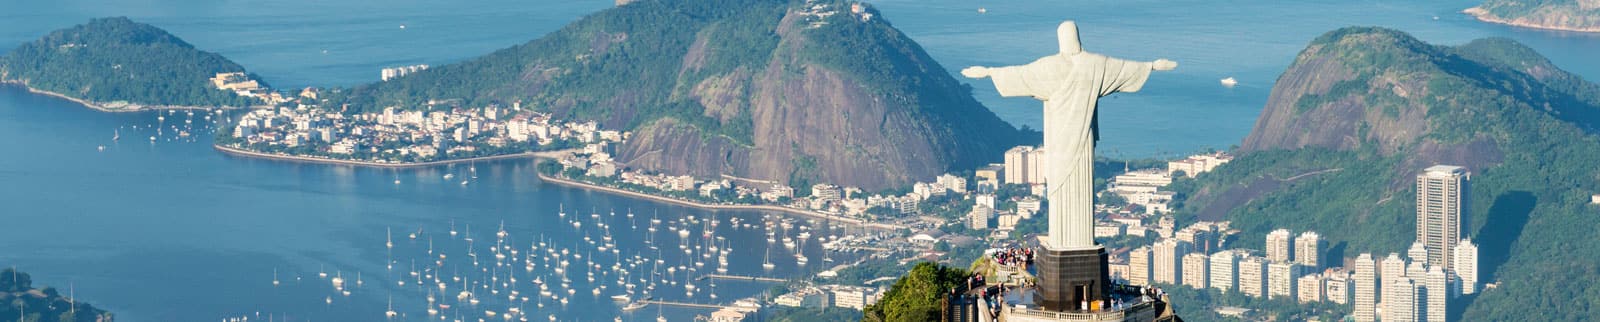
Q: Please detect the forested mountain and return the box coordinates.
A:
[1168,27,1600,320]
[0,17,259,108]
[326,0,1033,190]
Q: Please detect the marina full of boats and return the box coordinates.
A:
[244,205,881,321]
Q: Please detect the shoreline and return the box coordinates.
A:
[538,173,901,229]
[1,81,262,112]
[1463,7,1600,33]
[11,77,903,229]
[213,143,574,168]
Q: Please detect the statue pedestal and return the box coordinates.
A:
[1036,245,1111,312]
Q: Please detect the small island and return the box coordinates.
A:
[1466,0,1600,33]
[0,17,277,111]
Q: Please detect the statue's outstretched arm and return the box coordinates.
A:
[961,66,991,79]
[1152,59,1178,71]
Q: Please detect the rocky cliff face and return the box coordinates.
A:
[621,7,977,189]
[349,0,1031,190]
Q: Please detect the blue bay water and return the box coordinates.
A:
[2,0,1599,321]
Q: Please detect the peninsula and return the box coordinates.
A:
[0,17,278,111]
[1465,0,1600,32]
[0,268,113,322]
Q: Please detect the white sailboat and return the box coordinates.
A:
[762,247,776,270]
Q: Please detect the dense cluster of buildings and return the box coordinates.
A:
[1166,153,1233,178]
[380,64,429,81]
[228,104,622,163]
[1106,165,1480,321]
[773,284,884,310]
[209,72,289,104]
[1349,165,1479,322]
[575,155,984,223]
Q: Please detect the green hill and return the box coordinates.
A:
[1169,27,1600,319]
[1466,0,1600,32]
[324,0,1033,190]
[0,268,113,322]
[0,17,260,110]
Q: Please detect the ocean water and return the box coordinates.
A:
[2,0,1599,321]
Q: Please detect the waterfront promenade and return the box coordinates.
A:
[537,173,903,230]
[213,143,577,169]
[2,82,261,112]
[216,143,901,229]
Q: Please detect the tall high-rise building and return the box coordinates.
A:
[1416,165,1468,269]
[1128,246,1152,286]
[1267,261,1300,299]
[1353,254,1379,322]
[1210,250,1238,293]
[1266,229,1294,263]
[1382,253,1409,321]
[1297,273,1324,303]
[1456,239,1479,295]
[1326,270,1353,305]
[1175,228,1213,254]
[1295,231,1323,268]
[1003,146,1033,185]
[1182,253,1209,289]
[1386,277,1421,322]
[1408,241,1429,265]
[1239,255,1267,298]
[1153,239,1189,284]
[968,205,993,230]
[1407,261,1428,282]
[1426,266,1448,322]
[1026,148,1047,184]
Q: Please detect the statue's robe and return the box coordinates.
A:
[984,52,1152,249]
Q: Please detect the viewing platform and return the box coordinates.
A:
[948,284,1178,322]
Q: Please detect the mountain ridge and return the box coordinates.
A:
[326,0,1033,190]
[1169,26,1600,320]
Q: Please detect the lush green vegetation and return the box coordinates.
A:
[1166,27,1600,319]
[321,0,1031,179]
[862,262,969,322]
[0,268,113,322]
[0,17,259,107]
[326,0,792,142]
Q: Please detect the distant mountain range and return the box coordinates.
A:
[1466,0,1600,32]
[0,17,261,109]
[326,0,1033,190]
[1171,26,1600,319]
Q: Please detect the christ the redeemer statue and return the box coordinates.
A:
[963,21,1176,250]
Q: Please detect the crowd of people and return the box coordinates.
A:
[989,247,1035,269]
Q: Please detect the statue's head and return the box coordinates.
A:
[1058,21,1083,55]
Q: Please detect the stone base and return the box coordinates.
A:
[1036,245,1111,312]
